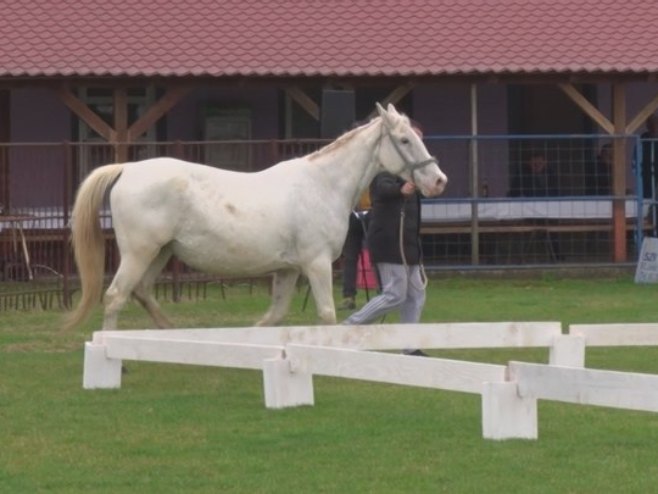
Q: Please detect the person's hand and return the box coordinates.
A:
[401,182,416,196]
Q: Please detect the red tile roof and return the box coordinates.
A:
[2,0,658,78]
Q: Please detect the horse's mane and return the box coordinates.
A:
[308,117,381,161]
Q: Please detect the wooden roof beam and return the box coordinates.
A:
[56,85,115,141]
[367,81,416,119]
[625,91,658,134]
[558,82,614,134]
[128,85,190,141]
[285,86,320,121]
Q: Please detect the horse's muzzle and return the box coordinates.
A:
[420,172,448,198]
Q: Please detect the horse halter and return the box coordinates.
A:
[382,122,439,183]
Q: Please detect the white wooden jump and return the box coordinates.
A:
[483,360,658,439]
[569,322,658,346]
[483,323,658,439]
[83,321,562,390]
[263,344,507,408]
[82,321,658,441]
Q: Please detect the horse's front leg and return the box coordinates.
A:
[255,268,300,326]
[303,258,336,324]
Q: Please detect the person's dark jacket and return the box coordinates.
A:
[366,172,422,265]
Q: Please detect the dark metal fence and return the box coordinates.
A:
[420,134,649,268]
[0,139,329,310]
[0,135,652,310]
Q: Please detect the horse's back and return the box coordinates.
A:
[113,156,302,209]
[115,156,303,191]
[109,157,317,275]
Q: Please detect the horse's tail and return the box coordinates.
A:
[62,164,125,331]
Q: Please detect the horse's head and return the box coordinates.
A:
[375,103,448,198]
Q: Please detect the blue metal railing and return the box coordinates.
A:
[419,133,650,268]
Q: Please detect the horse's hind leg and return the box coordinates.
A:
[102,247,163,330]
[132,247,174,329]
[255,268,300,326]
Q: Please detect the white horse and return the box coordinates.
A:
[64,103,447,331]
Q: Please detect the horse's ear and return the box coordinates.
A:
[386,103,400,116]
[376,102,395,128]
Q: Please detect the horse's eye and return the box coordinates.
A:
[400,138,410,145]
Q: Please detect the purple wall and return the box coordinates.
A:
[7,81,658,206]
[11,86,280,142]
[7,86,279,206]
[9,89,70,206]
[414,83,509,198]
[11,88,70,143]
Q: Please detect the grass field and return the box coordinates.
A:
[3,275,658,493]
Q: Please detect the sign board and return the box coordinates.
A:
[635,237,658,283]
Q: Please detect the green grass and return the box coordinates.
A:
[3,275,658,493]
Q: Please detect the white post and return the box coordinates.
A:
[83,342,122,389]
[481,381,538,440]
[549,335,585,367]
[262,357,314,409]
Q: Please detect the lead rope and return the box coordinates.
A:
[398,205,428,289]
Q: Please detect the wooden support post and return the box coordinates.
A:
[62,141,73,308]
[0,89,9,207]
[612,83,627,262]
[469,83,480,265]
[114,88,129,163]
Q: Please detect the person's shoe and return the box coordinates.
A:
[338,297,356,310]
[403,349,429,357]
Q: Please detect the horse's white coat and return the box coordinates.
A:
[68,104,447,330]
